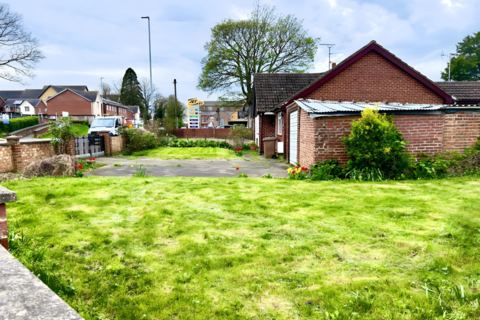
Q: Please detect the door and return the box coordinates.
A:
[255,116,259,145]
[289,111,298,164]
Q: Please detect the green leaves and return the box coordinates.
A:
[120,68,145,108]
[197,4,320,105]
[441,32,480,81]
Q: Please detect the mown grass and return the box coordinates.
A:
[3,176,480,319]
[39,123,89,138]
[131,147,239,160]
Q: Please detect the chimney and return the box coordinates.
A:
[332,62,337,68]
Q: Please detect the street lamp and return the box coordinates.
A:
[100,77,104,96]
[141,16,153,119]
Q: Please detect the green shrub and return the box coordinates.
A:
[310,158,343,181]
[229,125,252,148]
[123,128,158,152]
[342,104,411,179]
[0,116,38,133]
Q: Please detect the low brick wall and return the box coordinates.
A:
[9,123,48,138]
[287,108,480,167]
[0,143,14,172]
[7,137,55,171]
[173,128,230,139]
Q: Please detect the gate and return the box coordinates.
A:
[75,135,105,158]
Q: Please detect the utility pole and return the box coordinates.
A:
[141,16,153,119]
[174,79,178,128]
[320,44,335,69]
[441,52,459,81]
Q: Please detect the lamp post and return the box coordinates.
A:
[100,77,104,96]
[448,53,458,82]
[141,16,153,120]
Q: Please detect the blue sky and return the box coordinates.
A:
[4,0,479,103]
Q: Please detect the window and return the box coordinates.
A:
[278,113,282,135]
[25,107,30,112]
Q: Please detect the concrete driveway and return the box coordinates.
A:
[84,156,289,178]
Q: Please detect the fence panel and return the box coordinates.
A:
[75,135,105,158]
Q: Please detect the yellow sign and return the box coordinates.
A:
[188,98,204,107]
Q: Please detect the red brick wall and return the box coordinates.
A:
[289,111,480,167]
[394,114,445,156]
[47,91,92,116]
[35,101,48,115]
[7,140,55,171]
[299,108,316,166]
[259,115,275,153]
[442,112,480,153]
[305,51,445,104]
[0,144,13,173]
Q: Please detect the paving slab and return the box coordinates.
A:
[85,156,289,178]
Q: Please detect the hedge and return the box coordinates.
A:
[0,116,39,133]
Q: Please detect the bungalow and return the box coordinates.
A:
[39,85,89,103]
[254,40,480,166]
[45,88,101,122]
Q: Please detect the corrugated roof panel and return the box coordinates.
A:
[296,100,445,114]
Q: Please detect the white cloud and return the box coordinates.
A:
[2,0,479,102]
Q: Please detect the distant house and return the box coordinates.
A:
[0,99,47,118]
[45,89,101,122]
[39,85,89,103]
[126,106,141,121]
[102,98,134,119]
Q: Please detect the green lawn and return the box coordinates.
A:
[131,147,239,160]
[3,176,480,319]
[39,123,89,138]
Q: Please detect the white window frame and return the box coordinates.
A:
[278,113,282,135]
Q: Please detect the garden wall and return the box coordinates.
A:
[173,128,231,139]
[0,134,126,173]
[286,108,480,167]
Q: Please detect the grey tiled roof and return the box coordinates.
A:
[0,91,24,100]
[21,89,45,99]
[434,81,480,102]
[71,90,98,102]
[103,98,125,108]
[254,73,323,113]
[126,106,139,113]
[43,85,88,92]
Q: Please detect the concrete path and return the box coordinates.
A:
[85,156,289,178]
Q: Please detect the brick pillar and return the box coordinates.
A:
[6,136,21,171]
[66,137,76,156]
[0,186,18,250]
[99,132,111,154]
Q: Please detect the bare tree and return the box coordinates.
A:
[112,78,122,94]
[0,4,45,83]
[139,77,161,107]
[98,82,112,96]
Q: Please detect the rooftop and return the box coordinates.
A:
[294,99,478,117]
[254,73,323,114]
[434,81,480,102]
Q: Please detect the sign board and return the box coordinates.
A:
[187,98,204,128]
[2,114,9,125]
[62,111,69,117]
